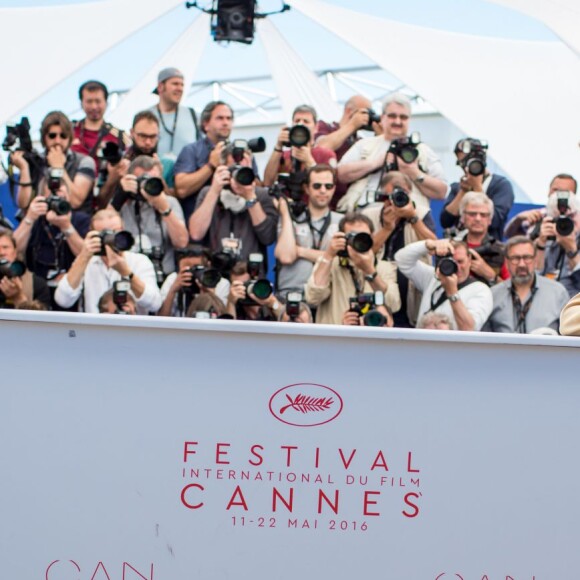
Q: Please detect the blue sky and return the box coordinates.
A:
[0,0,556,128]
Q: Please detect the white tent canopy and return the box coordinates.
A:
[0,0,578,204]
[288,0,580,203]
[0,0,182,126]
[108,14,210,130]
[490,0,580,57]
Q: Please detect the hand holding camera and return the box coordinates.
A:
[25,196,49,222]
[210,165,231,192]
[9,150,29,171]
[0,273,26,305]
[324,231,347,259]
[469,249,495,280]
[209,141,226,169]
[120,174,139,197]
[537,216,557,246]
[426,239,455,257]
[348,108,371,132]
[276,127,290,150]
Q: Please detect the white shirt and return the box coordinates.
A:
[395,241,493,331]
[54,251,162,314]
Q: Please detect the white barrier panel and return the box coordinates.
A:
[1,311,580,580]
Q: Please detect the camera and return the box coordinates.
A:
[240,253,273,305]
[349,291,387,327]
[375,186,411,207]
[269,172,307,219]
[100,141,123,166]
[2,117,33,154]
[471,240,504,269]
[386,132,421,171]
[338,231,373,258]
[286,290,303,321]
[361,109,381,132]
[0,259,26,280]
[96,229,135,256]
[436,254,458,277]
[553,191,575,237]
[136,174,164,197]
[211,237,242,274]
[228,165,255,186]
[45,195,71,216]
[231,138,266,162]
[284,125,311,148]
[457,138,487,177]
[182,265,222,296]
[112,279,131,314]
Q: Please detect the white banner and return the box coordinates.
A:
[1,311,579,579]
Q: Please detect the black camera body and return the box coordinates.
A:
[100,141,123,166]
[269,172,307,220]
[338,231,373,258]
[182,265,222,296]
[436,254,458,277]
[472,239,504,269]
[458,139,488,177]
[374,187,410,207]
[349,291,387,327]
[387,132,421,171]
[230,138,266,163]
[239,253,273,305]
[2,117,33,154]
[284,125,311,148]
[136,174,164,197]
[45,195,71,216]
[0,259,26,280]
[361,109,381,132]
[96,229,135,256]
[227,165,255,187]
[112,279,131,314]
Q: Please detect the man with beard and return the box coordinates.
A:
[99,111,174,206]
[485,236,569,333]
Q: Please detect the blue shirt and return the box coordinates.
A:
[173,137,260,223]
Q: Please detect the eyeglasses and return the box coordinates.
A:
[311,183,334,190]
[386,113,409,121]
[135,133,159,141]
[464,211,491,218]
[506,255,535,264]
[47,132,67,139]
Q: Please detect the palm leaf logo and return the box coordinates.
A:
[279,393,334,415]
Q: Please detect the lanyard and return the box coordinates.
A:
[307,210,332,251]
[157,105,178,152]
[429,278,475,313]
[510,283,538,334]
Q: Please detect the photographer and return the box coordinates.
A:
[188,142,277,267]
[534,191,580,298]
[174,101,244,222]
[158,245,230,317]
[275,164,342,298]
[15,111,96,215]
[454,192,509,285]
[263,105,336,187]
[98,111,176,208]
[362,171,436,327]
[337,93,447,212]
[485,237,569,334]
[71,80,130,170]
[226,261,280,321]
[504,173,577,239]
[0,230,50,309]
[305,212,400,325]
[12,178,89,306]
[54,207,161,313]
[277,299,314,324]
[440,138,514,240]
[98,286,137,315]
[395,239,492,331]
[111,155,188,281]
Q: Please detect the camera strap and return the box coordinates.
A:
[344,262,363,295]
[156,105,178,152]
[78,121,114,159]
[429,277,475,313]
[306,210,332,251]
[510,282,538,334]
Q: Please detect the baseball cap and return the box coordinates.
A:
[153,67,184,94]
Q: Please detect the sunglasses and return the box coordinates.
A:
[386,113,409,121]
[47,132,67,139]
[311,183,334,190]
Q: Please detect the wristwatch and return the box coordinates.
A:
[566,248,579,259]
[414,173,426,185]
[245,197,259,209]
[408,215,419,225]
[364,271,378,283]
[447,293,460,303]
[160,207,172,218]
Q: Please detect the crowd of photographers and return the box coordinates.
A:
[0,67,578,335]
